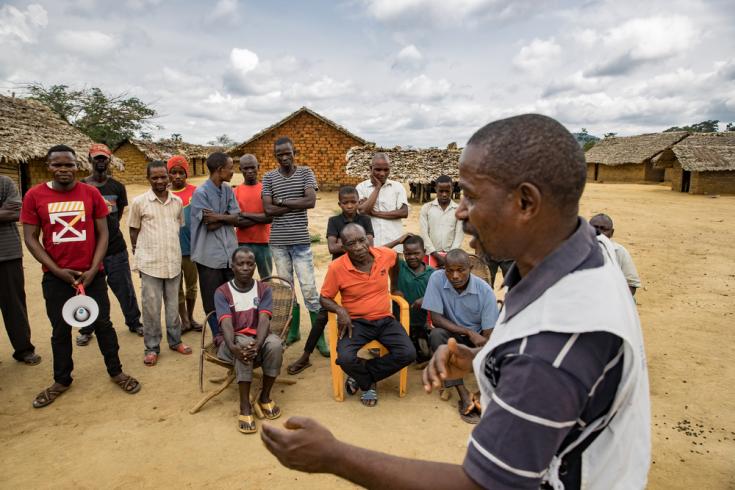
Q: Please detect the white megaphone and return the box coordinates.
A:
[62,284,99,328]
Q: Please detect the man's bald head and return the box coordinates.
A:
[466,114,586,216]
[340,222,366,242]
[590,213,614,238]
[372,152,390,165]
[444,248,470,266]
[240,154,258,165]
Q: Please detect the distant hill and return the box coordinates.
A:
[573,131,600,151]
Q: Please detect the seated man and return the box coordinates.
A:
[214,246,283,434]
[421,249,498,424]
[385,233,435,362]
[320,223,416,407]
[590,213,642,296]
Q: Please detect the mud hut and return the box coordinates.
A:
[228,107,367,190]
[653,132,735,194]
[346,144,461,202]
[0,94,123,194]
[584,132,689,183]
[112,139,224,185]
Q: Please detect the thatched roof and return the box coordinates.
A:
[118,139,226,161]
[346,145,461,184]
[670,132,735,172]
[0,95,123,171]
[585,131,689,166]
[229,107,366,155]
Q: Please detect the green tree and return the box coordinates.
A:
[25,83,157,147]
[208,134,236,146]
[604,132,617,138]
[664,120,720,133]
[726,122,735,131]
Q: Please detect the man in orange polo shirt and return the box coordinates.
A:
[320,223,416,407]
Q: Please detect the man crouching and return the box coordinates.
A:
[214,246,283,434]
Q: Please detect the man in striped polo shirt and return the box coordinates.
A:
[262,115,651,490]
[262,137,320,345]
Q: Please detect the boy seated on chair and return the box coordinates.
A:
[384,233,435,363]
[214,246,283,434]
[320,223,416,407]
[421,248,499,424]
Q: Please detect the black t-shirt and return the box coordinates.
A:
[326,213,374,260]
[86,178,128,256]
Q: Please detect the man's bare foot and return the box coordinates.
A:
[32,382,69,408]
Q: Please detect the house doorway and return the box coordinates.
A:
[681,170,691,193]
[20,162,31,195]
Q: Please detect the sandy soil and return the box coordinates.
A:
[0,176,733,489]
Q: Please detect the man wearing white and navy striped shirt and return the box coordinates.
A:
[262,114,651,490]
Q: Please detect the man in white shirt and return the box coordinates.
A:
[356,153,409,253]
[590,213,642,296]
[419,175,463,267]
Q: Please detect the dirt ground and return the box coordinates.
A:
[1,176,733,489]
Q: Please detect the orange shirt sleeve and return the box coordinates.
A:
[320,261,340,299]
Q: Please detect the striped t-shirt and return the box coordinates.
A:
[262,166,317,246]
[0,176,22,262]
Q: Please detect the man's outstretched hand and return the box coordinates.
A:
[261,416,340,474]
[422,338,476,393]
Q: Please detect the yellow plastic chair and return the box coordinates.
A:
[327,294,410,401]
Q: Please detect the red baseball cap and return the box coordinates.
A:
[167,155,189,176]
[89,143,112,158]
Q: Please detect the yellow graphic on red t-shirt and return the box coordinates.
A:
[48,201,86,243]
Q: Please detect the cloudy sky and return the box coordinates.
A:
[1,0,734,146]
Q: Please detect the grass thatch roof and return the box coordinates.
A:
[229,107,366,155]
[346,145,461,184]
[119,139,226,161]
[670,132,735,172]
[585,131,689,166]
[0,95,123,171]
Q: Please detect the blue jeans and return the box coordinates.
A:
[271,244,320,312]
[81,249,142,334]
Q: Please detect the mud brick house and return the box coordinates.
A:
[228,107,367,190]
[113,139,225,185]
[0,94,123,195]
[653,132,735,194]
[585,132,689,183]
[346,144,461,202]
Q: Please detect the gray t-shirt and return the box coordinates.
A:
[0,176,22,262]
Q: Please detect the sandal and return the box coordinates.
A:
[238,414,257,434]
[144,352,158,366]
[32,384,69,409]
[76,332,94,346]
[170,343,192,355]
[345,376,359,396]
[458,399,481,424]
[19,352,42,366]
[360,388,378,407]
[287,358,312,375]
[114,374,142,394]
[253,394,282,420]
[129,326,144,336]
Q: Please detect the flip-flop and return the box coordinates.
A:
[360,388,378,407]
[19,352,42,366]
[114,374,141,394]
[254,398,282,420]
[458,400,481,424]
[238,414,257,434]
[345,377,359,396]
[170,343,192,355]
[287,359,312,375]
[32,385,69,408]
[76,333,93,346]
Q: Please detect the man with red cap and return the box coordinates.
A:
[168,155,203,333]
[77,143,143,347]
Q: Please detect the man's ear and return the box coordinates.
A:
[514,182,542,222]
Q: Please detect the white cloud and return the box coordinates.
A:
[56,30,117,57]
[0,4,48,44]
[396,74,451,100]
[513,38,561,72]
[284,76,354,100]
[207,0,239,22]
[230,48,259,74]
[392,44,424,70]
[360,0,537,26]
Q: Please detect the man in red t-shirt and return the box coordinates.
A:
[21,145,141,409]
[168,155,203,333]
[234,154,273,279]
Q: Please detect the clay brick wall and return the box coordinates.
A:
[111,143,149,185]
[586,162,596,182]
[690,170,735,195]
[596,163,646,183]
[231,111,363,190]
[643,161,665,182]
[663,167,672,183]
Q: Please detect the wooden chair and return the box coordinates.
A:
[327,294,411,401]
[189,276,297,415]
